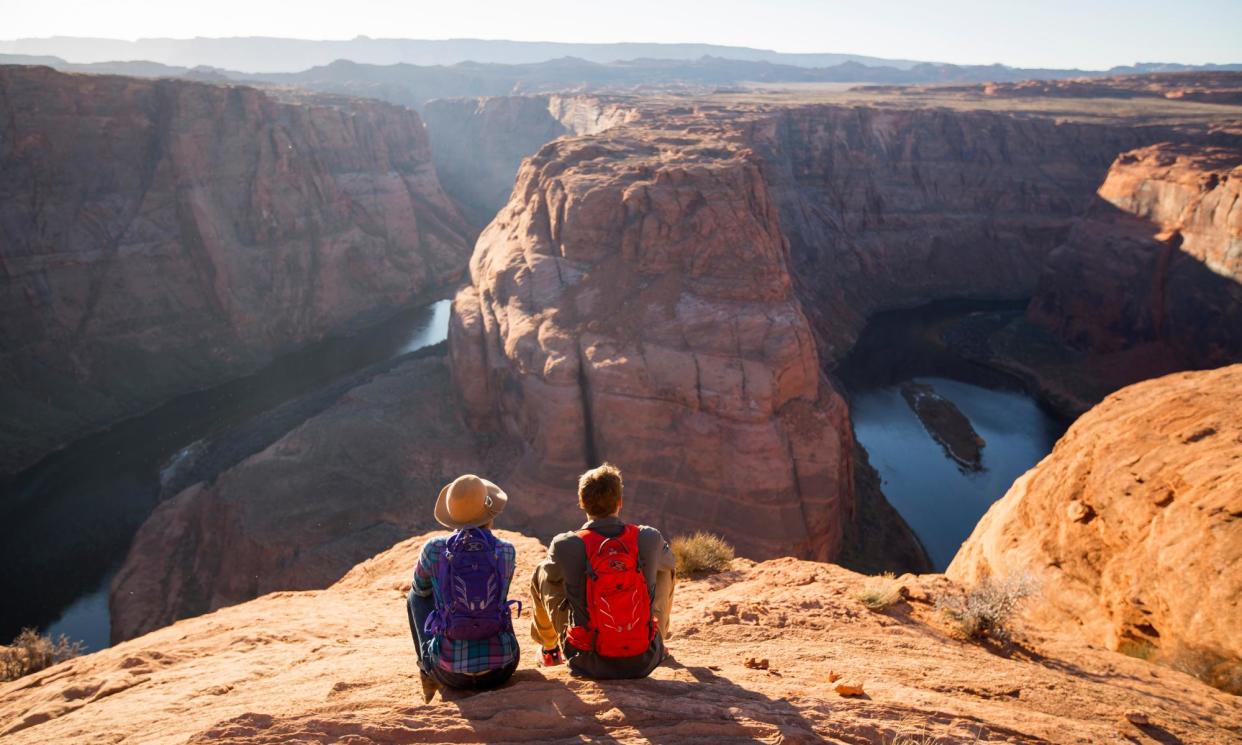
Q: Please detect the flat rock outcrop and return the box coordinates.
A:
[449,123,855,561]
[109,351,518,642]
[1028,143,1242,376]
[950,364,1242,692]
[5,529,1240,744]
[0,66,472,476]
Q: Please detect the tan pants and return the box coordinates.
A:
[529,560,675,649]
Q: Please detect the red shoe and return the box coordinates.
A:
[541,647,563,666]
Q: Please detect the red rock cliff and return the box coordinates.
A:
[0,66,472,475]
[745,106,1158,361]
[449,124,854,561]
[1027,143,1242,372]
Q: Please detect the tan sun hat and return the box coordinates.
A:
[434,474,508,529]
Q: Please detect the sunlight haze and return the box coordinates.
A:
[4,0,1240,69]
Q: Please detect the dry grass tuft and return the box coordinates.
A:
[936,573,1038,642]
[1,628,84,682]
[671,532,735,575]
[854,572,904,611]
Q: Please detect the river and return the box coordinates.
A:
[837,301,1067,570]
[0,299,451,651]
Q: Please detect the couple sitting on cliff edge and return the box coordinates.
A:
[405,463,676,700]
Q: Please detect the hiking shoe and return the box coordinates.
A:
[541,647,563,667]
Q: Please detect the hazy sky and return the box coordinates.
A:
[5,0,1241,69]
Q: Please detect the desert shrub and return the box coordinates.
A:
[671,532,735,575]
[854,572,904,611]
[0,628,84,681]
[936,573,1038,641]
[889,722,985,745]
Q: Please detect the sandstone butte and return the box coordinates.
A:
[110,99,1226,644]
[6,526,1242,744]
[950,364,1242,695]
[0,65,473,475]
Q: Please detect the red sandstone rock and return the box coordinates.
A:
[0,66,472,475]
[950,364,1242,693]
[1027,143,1242,372]
[448,124,855,561]
[744,105,1158,361]
[4,530,1239,743]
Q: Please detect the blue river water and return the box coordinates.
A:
[838,301,1066,570]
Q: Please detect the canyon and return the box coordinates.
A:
[0,65,472,477]
[98,82,1242,650]
[1,57,1239,734]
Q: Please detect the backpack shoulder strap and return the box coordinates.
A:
[577,527,605,554]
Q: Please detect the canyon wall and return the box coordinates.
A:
[0,66,472,476]
[448,124,855,561]
[949,364,1242,693]
[744,106,1158,361]
[1027,143,1242,372]
[422,94,638,226]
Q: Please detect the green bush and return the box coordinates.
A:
[1,628,84,682]
[671,532,735,575]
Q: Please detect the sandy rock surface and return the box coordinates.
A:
[5,530,1241,744]
[951,364,1242,692]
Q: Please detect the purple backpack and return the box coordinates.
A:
[426,528,520,641]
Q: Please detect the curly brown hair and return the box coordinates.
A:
[578,462,623,518]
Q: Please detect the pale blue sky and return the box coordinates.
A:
[4,0,1240,69]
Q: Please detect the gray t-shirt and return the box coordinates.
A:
[544,515,674,678]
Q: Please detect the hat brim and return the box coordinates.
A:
[434,478,508,529]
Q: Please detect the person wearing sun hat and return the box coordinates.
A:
[406,474,520,701]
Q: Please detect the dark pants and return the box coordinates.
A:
[406,589,517,690]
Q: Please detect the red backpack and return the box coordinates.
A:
[566,524,657,657]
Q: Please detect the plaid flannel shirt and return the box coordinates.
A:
[412,533,519,674]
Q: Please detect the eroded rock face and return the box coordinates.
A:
[0,66,472,476]
[449,127,854,561]
[448,103,1162,561]
[949,364,1242,693]
[746,106,1157,361]
[1028,143,1242,372]
[5,529,1240,744]
[423,94,638,226]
